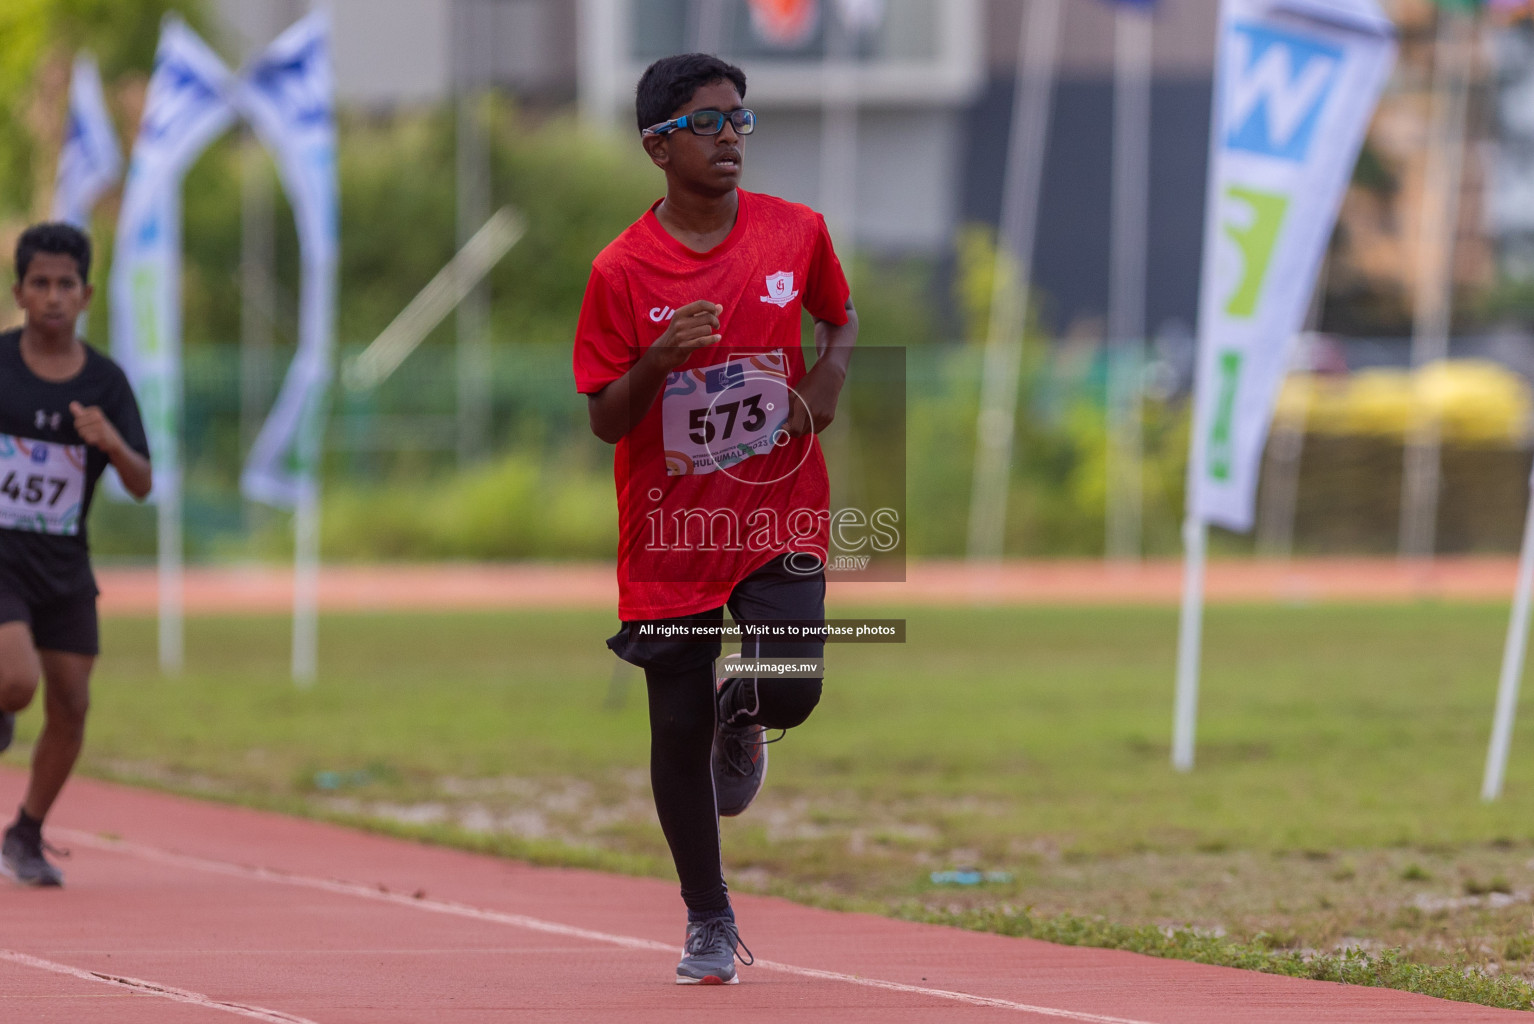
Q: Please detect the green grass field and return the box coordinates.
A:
[12,602,1534,1008]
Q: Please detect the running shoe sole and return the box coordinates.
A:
[1,832,64,887]
[0,859,63,887]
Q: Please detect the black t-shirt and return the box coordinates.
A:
[0,328,150,601]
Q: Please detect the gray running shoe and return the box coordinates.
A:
[713,671,769,817]
[712,717,768,817]
[676,914,752,985]
[0,711,12,754]
[2,823,63,887]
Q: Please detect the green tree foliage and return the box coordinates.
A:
[174,99,941,353]
[172,103,672,349]
[0,0,211,219]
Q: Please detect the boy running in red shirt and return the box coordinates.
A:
[574,53,856,984]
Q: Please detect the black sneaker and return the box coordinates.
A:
[2,821,64,887]
[676,913,752,985]
[713,670,769,817]
[0,711,12,754]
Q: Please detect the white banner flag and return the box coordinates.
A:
[1188,0,1395,531]
[51,54,122,227]
[237,11,337,509]
[110,19,238,501]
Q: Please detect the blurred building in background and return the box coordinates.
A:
[208,0,1530,342]
[1487,23,1534,284]
[212,0,1228,336]
[215,0,578,107]
[577,0,985,255]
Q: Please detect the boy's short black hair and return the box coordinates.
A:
[15,222,92,284]
[635,53,747,134]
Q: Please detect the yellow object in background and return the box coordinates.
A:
[1275,360,1534,445]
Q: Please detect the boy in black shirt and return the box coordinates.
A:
[0,223,151,886]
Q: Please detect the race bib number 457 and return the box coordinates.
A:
[662,352,791,476]
[0,433,87,536]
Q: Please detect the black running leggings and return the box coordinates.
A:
[645,667,821,914]
[609,555,826,915]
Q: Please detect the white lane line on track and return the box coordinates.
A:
[56,828,1162,1024]
[0,948,320,1024]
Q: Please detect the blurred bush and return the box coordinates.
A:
[904,345,1188,559]
[1275,360,1533,445]
[305,451,615,561]
[1261,360,1534,554]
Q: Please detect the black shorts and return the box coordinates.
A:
[0,580,99,656]
[607,553,826,676]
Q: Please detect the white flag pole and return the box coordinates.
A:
[156,187,187,677]
[1176,226,1212,773]
[820,3,857,252]
[160,186,185,680]
[157,493,183,673]
[157,449,184,671]
[1482,482,1534,800]
[1399,8,1473,560]
[966,0,1061,563]
[454,0,492,467]
[1107,2,1153,562]
[292,486,320,685]
[1173,515,1207,771]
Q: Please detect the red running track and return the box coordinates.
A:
[0,768,1526,1023]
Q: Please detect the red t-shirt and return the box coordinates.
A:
[573,189,851,620]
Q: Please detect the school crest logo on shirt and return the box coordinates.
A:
[759,271,799,308]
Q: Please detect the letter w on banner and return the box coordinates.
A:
[238,11,337,509]
[1188,0,1395,530]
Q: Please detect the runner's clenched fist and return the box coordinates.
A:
[646,300,722,372]
[69,401,128,457]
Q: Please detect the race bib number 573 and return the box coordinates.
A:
[661,352,791,476]
[0,433,87,536]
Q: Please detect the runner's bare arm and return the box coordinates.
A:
[587,300,722,444]
[69,401,152,500]
[786,300,858,437]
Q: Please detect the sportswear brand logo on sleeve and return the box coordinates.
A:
[759,272,799,308]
